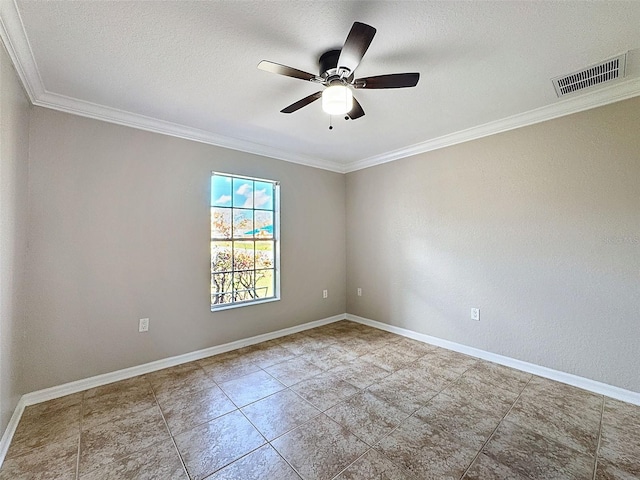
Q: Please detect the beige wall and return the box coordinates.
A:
[24,107,346,393]
[6,60,640,403]
[347,97,640,392]
[0,45,30,433]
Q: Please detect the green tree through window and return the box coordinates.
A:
[211,173,279,308]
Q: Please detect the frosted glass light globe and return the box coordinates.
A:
[322,85,353,115]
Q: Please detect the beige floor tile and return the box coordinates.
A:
[158,384,236,435]
[405,356,465,391]
[271,414,368,480]
[8,398,81,458]
[524,376,603,412]
[595,458,639,480]
[0,434,77,480]
[174,410,265,480]
[277,332,324,355]
[303,325,343,340]
[599,420,640,476]
[20,392,83,422]
[82,376,156,430]
[206,444,301,480]
[376,415,480,480]
[359,329,402,344]
[332,337,380,357]
[328,358,391,389]
[366,371,439,415]
[264,356,325,386]
[441,374,519,416]
[334,448,417,480]
[391,336,438,357]
[302,345,359,371]
[79,404,170,476]
[414,392,504,449]
[219,369,285,407]
[506,390,602,455]
[145,362,217,404]
[242,343,298,368]
[325,391,408,445]
[602,397,640,437]
[4,323,639,480]
[360,343,422,372]
[241,389,321,440]
[197,350,261,383]
[419,348,478,374]
[465,419,594,480]
[291,371,360,411]
[468,360,532,394]
[79,438,187,480]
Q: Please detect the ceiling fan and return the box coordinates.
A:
[258,22,420,121]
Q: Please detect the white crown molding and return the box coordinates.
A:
[35,90,345,173]
[0,0,44,102]
[0,0,344,174]
[0,313,345,468]
[3,0,640,175]
[346,313,640,406]
[344,77,640,173]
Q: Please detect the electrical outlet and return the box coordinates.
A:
[139,318,149,332]
[323,289,328,299]
[357,288,362,296]
[470,308,480,321]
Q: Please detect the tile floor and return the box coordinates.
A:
[1,320,639,479]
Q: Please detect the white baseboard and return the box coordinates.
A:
[4,311,638,468]
[0,313,345,467]
[0,397,26,467]
[346,313,640,406]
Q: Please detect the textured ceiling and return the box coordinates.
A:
[2,1,640,172]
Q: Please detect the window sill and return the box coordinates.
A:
[211,296,280,312]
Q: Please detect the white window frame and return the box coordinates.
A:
[210,172,280,311]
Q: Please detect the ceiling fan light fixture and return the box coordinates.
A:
[322,85,353,115]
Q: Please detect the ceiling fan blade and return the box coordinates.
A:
[258,61,317,81]
[281,91,323,113]
[354,73,420,89]
[347,96,365,120]
[337,22,377,74]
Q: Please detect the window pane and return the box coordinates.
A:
[211,208,231,239]
[255,241,274,269]
[233,209,254,238]
[211,175,232,207]
[211,241,232,273]
[233,178,254,208]
[212,292,232,305]
[211,173,278,309]
[211,272,232,305]
[233,241,254,271]
[254,211,273,238]
[255,269,274,299]
[254,181,274,210]
[233,270,255,300]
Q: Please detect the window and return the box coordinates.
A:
[210,173,279,309]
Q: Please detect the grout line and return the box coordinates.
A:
[592,396,606,480]
[269,432,306,480]
[150,387,190,479]
[458,376,533,479]
[232,384,306,479]
[75,393,84,480]
[329,446,375,480]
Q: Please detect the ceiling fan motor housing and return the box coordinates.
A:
[319,49,341,77]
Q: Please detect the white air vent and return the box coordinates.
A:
[552,54,627,97]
